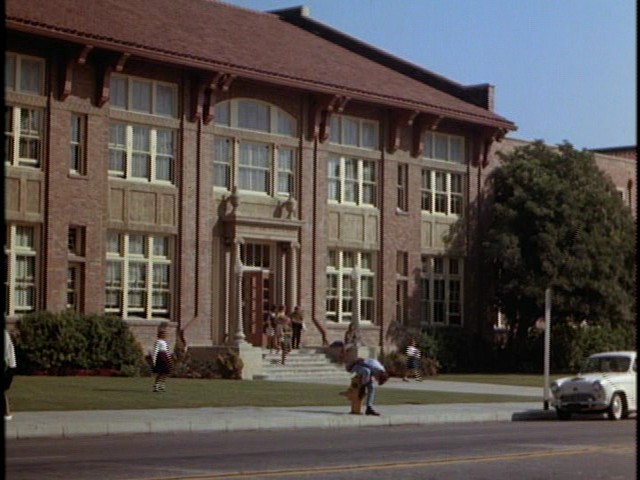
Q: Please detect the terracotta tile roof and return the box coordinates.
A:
[6,0,515,130]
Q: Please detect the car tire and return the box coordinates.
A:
[556,408,571,421]
[607,393,625,421]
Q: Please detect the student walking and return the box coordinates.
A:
[4,329,17,420]
[152,328,173,392]
[403,338,422,382]
[289,306,304,350]
[275,307,293,365]
[264,305,277,353]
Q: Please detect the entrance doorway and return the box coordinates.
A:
[242,270,272,347]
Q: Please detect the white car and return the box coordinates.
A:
[550,351,637,420]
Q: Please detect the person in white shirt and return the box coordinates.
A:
[4,329,17,420]
[403,338,422,382]
[152,329,172,392]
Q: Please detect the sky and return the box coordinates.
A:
[221,0,636,150]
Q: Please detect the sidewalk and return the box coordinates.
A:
[4,379,556,440]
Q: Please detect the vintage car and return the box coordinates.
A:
[550,351,637,420]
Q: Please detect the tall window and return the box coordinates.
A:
[5,106,43,167]
[421,255,463,326]
[329,114,378,150]
[326,249,376,323]
[110,75,178,117]
[213,136,297,197]
[4,225,37,315]
[396,251,408,325]
[327,155,377,206]
[422,132,465,164]
[67,264,83,311]
[215,99,296,137]
[421,170,463,216]
[105,232,172,319]
[69,114,87,174]
[397,163,408,212]
[108,123,175,183]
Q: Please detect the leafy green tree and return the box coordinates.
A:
[483,141,636,353]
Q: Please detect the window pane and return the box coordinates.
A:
[153,236,169,257]
[435,135,448,161]
[110,77,127,108]
[450,174,462,193]
[343,251,355,268]
[277,148,295,194]
[155,129,174,181]
[19,58,43,94]
[422,132,433,158]
[214,137,231,188]
[361,121,377,149]
[329,116,340,143]
[18,109,41,163]
[238,100,269,132]
[239,142,269,192]
[129,234,145,255]
[16,226,34,247]
[131,126,150,178]
[131,80,152,113]
[276,110,295,136]
[5,55,15,90]
[106,232,121,253]
[155,84,176,117]
[215,102,230,126]
[450,137,464,163]
[343,118,359,146]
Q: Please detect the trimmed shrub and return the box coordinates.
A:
[14,311,145,376]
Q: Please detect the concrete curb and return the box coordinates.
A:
[5,403,555,440]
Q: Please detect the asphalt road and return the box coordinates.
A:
[6,419,635,480]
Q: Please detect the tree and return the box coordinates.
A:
[483,141,636,352]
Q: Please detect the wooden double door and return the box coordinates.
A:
[242,270,273,347]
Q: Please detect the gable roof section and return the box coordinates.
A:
[271,6,496,112]
[6,0,516,130]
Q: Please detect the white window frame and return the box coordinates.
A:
[105,232,172,319]
[421,169,464,216]
[329,114,379,150]
[5,224,38,316]
[5,52,45,96]
[327,155,377,207]
[70,113,87,175]
[326,249,376,324]
[108,122,175,184]
[109,74,178,118]
[5,105,44,168]
[214,99,297,137]
[420,255,463,327]
[422,131,466,164]
[213,136,297,198]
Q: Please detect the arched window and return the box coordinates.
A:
[214,99,297,137]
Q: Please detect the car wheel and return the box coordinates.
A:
[607,393,625,420]
[556,408,571,421]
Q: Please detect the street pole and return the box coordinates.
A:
[234,241,246,345]
[543,287,551,410]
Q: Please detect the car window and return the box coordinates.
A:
[581,356,631,373]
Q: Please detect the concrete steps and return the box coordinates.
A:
[253,348,351,382]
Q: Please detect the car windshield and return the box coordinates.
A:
[580,356,631,374]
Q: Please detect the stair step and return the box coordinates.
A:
[255,347,350,382]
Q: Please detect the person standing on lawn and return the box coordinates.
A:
[4,329,17,420]
[152,328,172,392]
[289,306,304,350]
[403,338,422,382]
[347,357,389,416]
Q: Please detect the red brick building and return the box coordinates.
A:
[4,0,517,361]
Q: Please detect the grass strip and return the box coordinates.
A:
[10,376,539,412]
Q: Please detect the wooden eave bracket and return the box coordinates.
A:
[308,94,350,142]
[59,44,94,101]
[387,109,419,154]
[471,127,507,167]
[192,72,237,125]
[410,113,443,157]
[96,52,130,107]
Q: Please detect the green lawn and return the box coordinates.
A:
[9,376,540,412]
[433,374,565,387]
